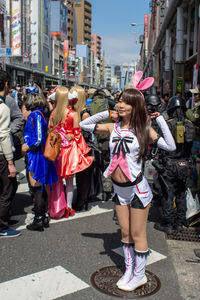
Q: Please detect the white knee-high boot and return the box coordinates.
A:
[116,242,135,288]
[118,249,149,292]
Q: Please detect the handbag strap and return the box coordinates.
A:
[34,110,47,124]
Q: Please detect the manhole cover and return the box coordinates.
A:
[166,227,200,242]
[90,266,161,298]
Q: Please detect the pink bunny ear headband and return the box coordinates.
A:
[132,71,154,98]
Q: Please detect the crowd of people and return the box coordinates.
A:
[0,68,200,291]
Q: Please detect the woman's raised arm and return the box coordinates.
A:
[149,114,176,151]
[79,110,114,135]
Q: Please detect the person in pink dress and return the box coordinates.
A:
[48,86,93,219]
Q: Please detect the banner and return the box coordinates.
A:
[144,14,149,38]
[11,0,21,56]
[64,40,69,73]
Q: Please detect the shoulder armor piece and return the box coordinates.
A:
[167,118,174,123]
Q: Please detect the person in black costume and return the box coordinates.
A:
[145,94,168,160]
[153,96,195,234]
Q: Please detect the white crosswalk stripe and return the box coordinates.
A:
[0,266,89,300]
[16,170,77,194]
[12,205,113,231]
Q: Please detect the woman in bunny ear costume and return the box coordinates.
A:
[48,87,93,219]
[80,72,176,292]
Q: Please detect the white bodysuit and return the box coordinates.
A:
[104,122,153,207]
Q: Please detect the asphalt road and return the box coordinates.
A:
[0,158,199,300]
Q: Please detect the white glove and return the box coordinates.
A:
[156,115,176,151]
[79,110,110,133]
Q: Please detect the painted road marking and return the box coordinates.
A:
[0,266,89,300]
[112,247,167,266]
[17,182,29,193]
[12,205,113,231]
[17,172,77,193]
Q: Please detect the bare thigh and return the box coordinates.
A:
[115,204,133,243]
[130,204,150,250]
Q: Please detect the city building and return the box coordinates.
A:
[74,0,91,47]
[104,64,112,89]
[64,0,75,50]
[91,34,102,86]
[140,0,200,96]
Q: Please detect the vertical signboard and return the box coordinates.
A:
[11,0,21,56]
[144,14,149,38]
[68,49,76,78]
[30,0,39,64]
[63,40,69,74]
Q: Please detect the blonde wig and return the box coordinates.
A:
[69,85,86,116]
[53,86,69,126]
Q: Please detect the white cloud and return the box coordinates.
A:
[102,34,140,66]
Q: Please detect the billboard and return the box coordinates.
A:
[11,0,21,56]
[30,0,39,64]
[63,40,69,72]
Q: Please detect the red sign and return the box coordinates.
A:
[22,51,30,59]
[64,40,69,72]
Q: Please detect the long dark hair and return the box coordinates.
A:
[121,88,151,161]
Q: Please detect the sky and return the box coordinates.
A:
[89,0,150,66]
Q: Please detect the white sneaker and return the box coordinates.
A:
[118,275,147,292]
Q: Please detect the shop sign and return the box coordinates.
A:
[17,71,24,77]
[176,77,183,93]
[0,48,12,57]
[11,0,22,56]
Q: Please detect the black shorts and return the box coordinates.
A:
[113,193,145,209]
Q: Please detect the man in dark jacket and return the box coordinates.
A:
[5,94,24,161]
[0,70,21,238]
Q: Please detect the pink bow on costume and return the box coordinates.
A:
[132,71,154,96]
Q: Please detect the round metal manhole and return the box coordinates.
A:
[90,266,161,298]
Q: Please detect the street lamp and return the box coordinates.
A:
[130,23,144,27]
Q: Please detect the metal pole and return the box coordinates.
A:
[176,6,184,62]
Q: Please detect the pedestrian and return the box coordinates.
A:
[153,96,195,233]
[5,92,24,161]
[0,70,20,238]
[79,71,176,291]
[48,86,93,218]
[69,86,104,211]
[21,84,58,231]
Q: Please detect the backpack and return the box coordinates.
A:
[87,93,111,143]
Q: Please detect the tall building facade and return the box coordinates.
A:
[64,0,74,50]
[91,33,102,86]
[74,0,91,47]
[91,34,101,59]
[104,64,111,89]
